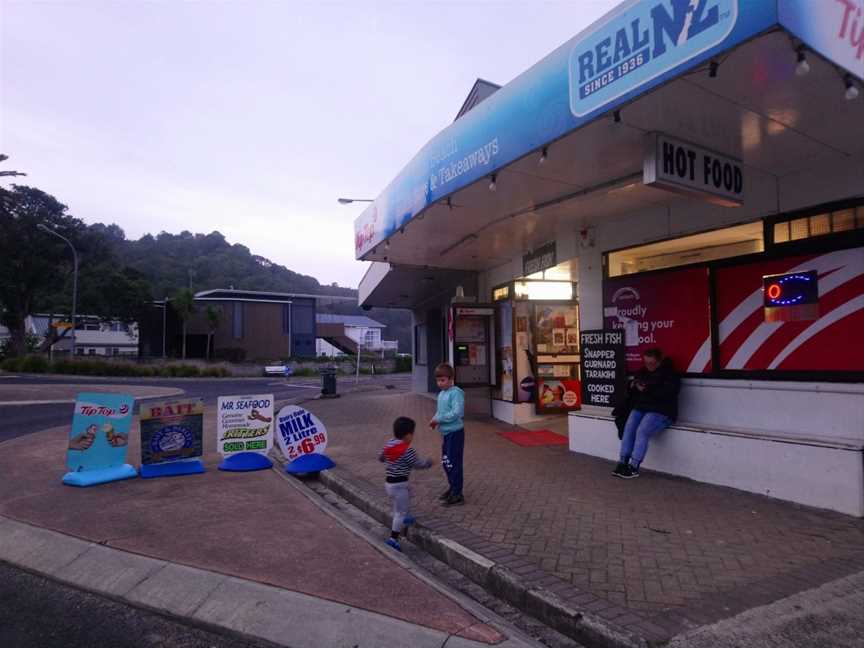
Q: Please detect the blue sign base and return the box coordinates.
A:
[218,452,273,472]
[285,453,335,475]
[140,459,206,479]
[62,463,138,487]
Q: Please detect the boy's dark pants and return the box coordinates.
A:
[441,429,464,496]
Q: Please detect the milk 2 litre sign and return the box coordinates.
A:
[275,405,328,462]
[569,0,737,117]
[217,394,275,472]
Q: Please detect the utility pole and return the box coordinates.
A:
[37,224,78,358]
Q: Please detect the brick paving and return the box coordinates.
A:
[304,390,864,642]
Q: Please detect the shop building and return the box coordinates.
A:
[355,1,864,515]
[139,290,358,361]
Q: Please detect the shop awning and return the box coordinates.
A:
[356,0,864,307]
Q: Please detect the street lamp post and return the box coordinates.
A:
[37,224,78,358]
[162,297,168,359]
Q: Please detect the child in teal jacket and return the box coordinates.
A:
[429,363,465,506]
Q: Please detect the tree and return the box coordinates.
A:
[205,305,222,361]
[0,186,84,356]
[171,288,196,360]
[0,154,26,210]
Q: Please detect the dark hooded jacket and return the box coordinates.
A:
[630,357,680,421]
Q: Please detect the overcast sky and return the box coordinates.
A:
[1,0,617,288]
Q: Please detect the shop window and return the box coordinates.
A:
[514,280,574,300]
[414,324,427,365]
[232,303,244,340]
[832,208,857,232]
[606,222,763,277]
[492,285,510,301]
[773,206,863,245]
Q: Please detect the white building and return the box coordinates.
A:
[354,2,864,516]
[315,314,397,357]
[29,315,139,357]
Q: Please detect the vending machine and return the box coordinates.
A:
[449,306,495,387]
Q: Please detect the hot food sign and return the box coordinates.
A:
[643,133,743,207]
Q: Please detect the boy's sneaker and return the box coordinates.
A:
[403,516,416,527]
[438,489,452,501]
[442,494,465,507]
[385,538,402,552]
[612,462,628,477]
[619,464,640,479]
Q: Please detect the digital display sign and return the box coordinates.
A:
[763,270,819,322]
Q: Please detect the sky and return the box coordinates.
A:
[1,0,617,288]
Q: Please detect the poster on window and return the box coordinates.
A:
[534,305,579,354]
[536,378,581,413]
[454,317,486,342]
[710,247,864,372]
[515,303,534,403]
[494,302,514,402]
[603,267,711,374]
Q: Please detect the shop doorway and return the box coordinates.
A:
[492,260,580,424]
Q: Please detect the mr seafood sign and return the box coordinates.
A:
[569,0,737,116]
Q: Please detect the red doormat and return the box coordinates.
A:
[498,429,569,447]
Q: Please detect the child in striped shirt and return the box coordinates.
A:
[379,416,432,551]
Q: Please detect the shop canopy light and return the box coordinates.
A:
[845,75,859,101]
[514,280,573,301]
[795,48,810,77]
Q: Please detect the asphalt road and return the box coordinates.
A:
[0,373,409,443]
[0,562,277,648]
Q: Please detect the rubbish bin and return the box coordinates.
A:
[320,367,337,397]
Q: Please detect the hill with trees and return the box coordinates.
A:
[1,181,411,355]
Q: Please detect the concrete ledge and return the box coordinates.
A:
[568,413,864,517]
[0,515,529,648]
[318,468,647,648]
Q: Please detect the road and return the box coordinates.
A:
[0,373,410,443]
[0,562,276,648]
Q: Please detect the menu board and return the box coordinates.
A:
[580,330,626,407]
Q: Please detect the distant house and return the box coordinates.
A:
[138,289,359,361]
[315,314,398,357]
[28,314,139,357]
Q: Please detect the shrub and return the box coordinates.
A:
[19,355,50,373]
[290,367,317,377]
[201,366,230,378]
[1,357,22,372]
[394,355,412,373]
[213,347,246,363]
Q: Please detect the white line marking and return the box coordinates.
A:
[0,399,76,406]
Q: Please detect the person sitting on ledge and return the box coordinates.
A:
[613,347,680,480]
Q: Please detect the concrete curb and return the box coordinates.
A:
[0,515,533,648]
[317,469,648,648]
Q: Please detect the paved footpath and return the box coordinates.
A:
[300,390,864,646]
[0,403,539,648]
